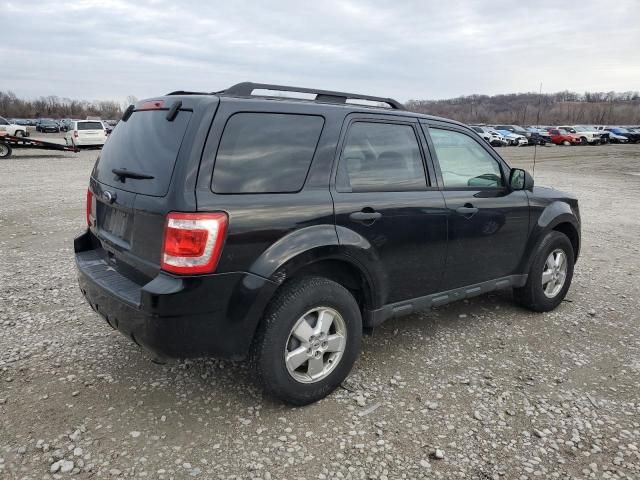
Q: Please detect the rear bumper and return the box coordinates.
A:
[75,137,106,146]
[75,231,278,360]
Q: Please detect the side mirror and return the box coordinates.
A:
[509,168,534,191]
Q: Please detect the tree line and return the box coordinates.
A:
[406,91,640,125]
[2,89,639,125]
[0,91,138,120]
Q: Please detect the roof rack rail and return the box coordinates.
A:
[219,82,405,110]
[166,90,209,96]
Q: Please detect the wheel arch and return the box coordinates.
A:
[519,202,580,273]
[551,221,580,262]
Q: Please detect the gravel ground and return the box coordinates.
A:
[1,137,639,480]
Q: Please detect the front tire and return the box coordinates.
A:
[250,277,362,405]
[514,231,574,312]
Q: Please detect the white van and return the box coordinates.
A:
[64,120,107,148]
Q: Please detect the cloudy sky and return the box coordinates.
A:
[2,0,639,102]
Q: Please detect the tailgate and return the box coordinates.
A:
[88,104,195,280]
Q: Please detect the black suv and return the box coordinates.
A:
[75,82,581,405]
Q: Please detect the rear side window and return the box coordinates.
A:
[212,113,324,194]
[93,110,192,196]
[336,122,427,192]
[78,121,104,130]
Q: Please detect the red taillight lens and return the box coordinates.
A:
[86,189,93,226]
[161,212,228,275]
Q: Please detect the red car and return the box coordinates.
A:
[547,128,582,146]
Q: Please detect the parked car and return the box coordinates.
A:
[495,129,528,146]
[547,128,582,146]
[36,119,61,133]
[524,127,552,145]
[64,120,108,148]
[58,119,73,132]
[0,116,29,137]
[75,82,581,405]
[102,120,117,134]
[469,125,509,147]
[603,129,630,144]
[605,127,640,143]
[557,126,602,145]
[493,124,540,145]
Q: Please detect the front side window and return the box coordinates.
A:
[429,128,504,189]
[336,122,427,192]
[212,113,324,194]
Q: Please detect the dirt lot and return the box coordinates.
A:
[1,137,639,480]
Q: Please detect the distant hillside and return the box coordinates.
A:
[406,91,640,125]
[0,91,130,120]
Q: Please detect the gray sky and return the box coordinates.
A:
[2,0,639,102]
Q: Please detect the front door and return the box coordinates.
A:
[332,116,448,304]
[423,123,530,291]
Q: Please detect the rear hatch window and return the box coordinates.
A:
[78,121,104,130]
[93,110,192,197]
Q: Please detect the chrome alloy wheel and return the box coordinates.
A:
[284,307,347,383]
[542,249,568,298]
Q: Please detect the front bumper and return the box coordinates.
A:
[75,231,278,359]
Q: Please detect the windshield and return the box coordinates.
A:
[93,109,192,197]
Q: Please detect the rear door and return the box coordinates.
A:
[422,122,530,290]
[332,115,448,304]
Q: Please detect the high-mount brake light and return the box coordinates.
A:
[86,189,94,226]
[161,212,228,275]
[136,100,165,111]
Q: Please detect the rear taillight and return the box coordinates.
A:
[74,130,79,138]
[161,212,228,275]
[86,189,93,226]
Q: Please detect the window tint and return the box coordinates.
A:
[336,122,427,192]
[212,113,324,194]
[93,110,192,197]
[0,117,8,126]
[77,121,104,130]
[429,128,504,188]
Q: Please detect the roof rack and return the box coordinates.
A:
[218,82,405,110]
[166,90,209,96]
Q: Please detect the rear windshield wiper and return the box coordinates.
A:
[112,168,155,181]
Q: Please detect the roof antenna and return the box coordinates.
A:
[532,82,543,178]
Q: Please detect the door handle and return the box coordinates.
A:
[456,204,478,217]
[349,210,382,224]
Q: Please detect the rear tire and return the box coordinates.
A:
[514,231,574,312]
[250,277,362,405]
[14,130,25,137]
